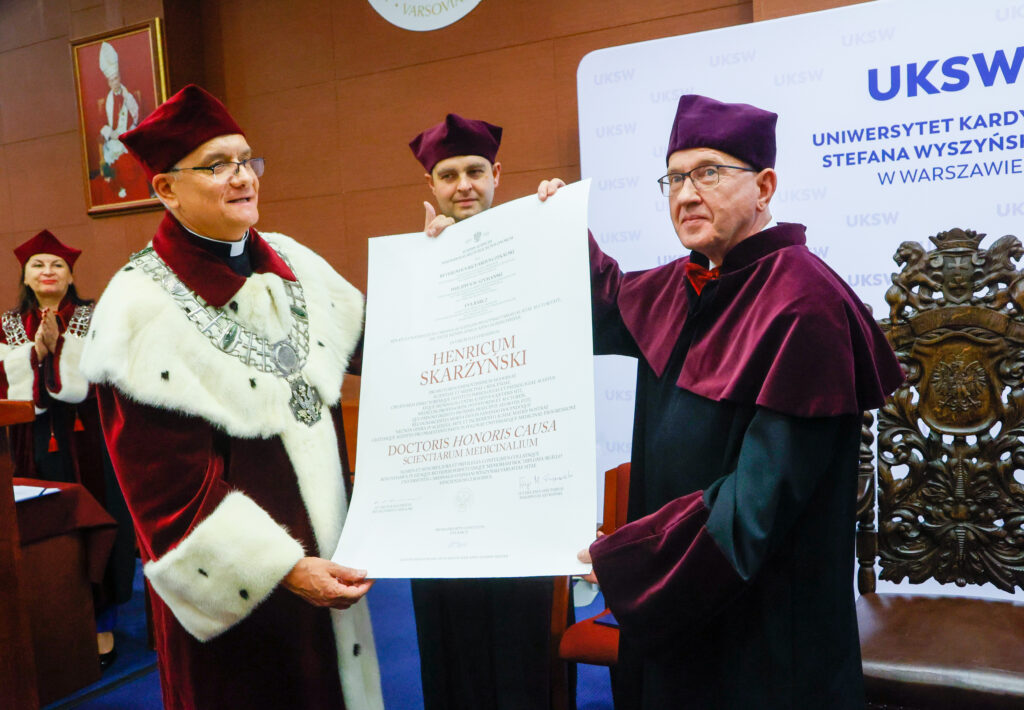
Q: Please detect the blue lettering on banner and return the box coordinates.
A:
[775,187,829,202]
[596,123,637,138]
[822,147,911,167]
[650,87,696,104]
[656,253,684,265]
[813,118,956,145]
[709,49,756,67]
[876,158,1024,184]
[593,68,636,85]
[814,112,1024,174]
[604,389,635,401]
[808,245,831,258]
[845,212,900,227]
[773,68,825,86]
[602,441,631,456]
[996,5,1024,21]
[868,46,1024,100]
[997,201,1024,216]
[842,27,897,46]
[596,176,641,190]
[846,273,891,287]
[597,230,643,244]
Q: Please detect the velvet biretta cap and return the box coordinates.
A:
[666,95,778,170]
[121,84,246,180]
[409,113,502,172]
[15,230,81,270]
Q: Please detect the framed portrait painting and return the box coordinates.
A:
[71,19,168,215]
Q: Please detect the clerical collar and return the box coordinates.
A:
[182,225,249,258]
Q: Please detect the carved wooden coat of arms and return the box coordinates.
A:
[870,228,1024,592]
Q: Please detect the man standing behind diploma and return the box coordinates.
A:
[408,114,572,710]
[542,95,903,708]
[79,84,383,710]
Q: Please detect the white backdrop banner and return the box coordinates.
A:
[578,0,1024,598]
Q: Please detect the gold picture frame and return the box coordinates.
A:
[71,19,168,216]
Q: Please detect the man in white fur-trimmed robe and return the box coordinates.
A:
[79,84,383,710]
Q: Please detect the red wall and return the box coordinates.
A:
[0,0,863,298]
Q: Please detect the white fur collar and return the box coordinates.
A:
[80,232,363,439]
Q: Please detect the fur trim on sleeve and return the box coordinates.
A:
[332,603,384,710]
[47,333,89,403]
[3,342,36,401]
[144,491,305,642]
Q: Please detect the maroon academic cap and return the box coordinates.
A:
[409,113,502,172]
[121,84,246,180]
[666,95,777,170]
[15,230,81,270]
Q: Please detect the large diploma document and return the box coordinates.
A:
[334,181,596,578]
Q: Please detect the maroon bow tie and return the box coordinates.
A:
[684,261,720,295]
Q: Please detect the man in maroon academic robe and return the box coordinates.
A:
[80,84,384,710]
[406,113,571,710]
[540,95,903,708]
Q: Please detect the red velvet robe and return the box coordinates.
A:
[80,214,383,710]
[0,298,135,610]
[0,297,92,482]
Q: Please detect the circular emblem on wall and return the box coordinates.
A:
[367,0,483,32]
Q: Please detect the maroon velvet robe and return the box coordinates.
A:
[588,224,902,709]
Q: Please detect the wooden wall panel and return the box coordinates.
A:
[551,3,753,171]
[0,0,171,299]
[4,133,86,233]
[231,82,344,203]
[330,0,743,80]
[0,0,69,53]
[70,5,115,38]
[258,193,351,272]
[0,150,11,237]
[70,0,103,10]
[216,0,337,100]
[753,0,868,21]
[0,0,849,309]
[120,0,163,27]
[0,39,79,144]
[335,41,562,195]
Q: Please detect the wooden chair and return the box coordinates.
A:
[856,228,1024,710]
[556,462,630,667]
[0,401,41,710]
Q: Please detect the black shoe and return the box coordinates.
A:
[99,647,118,672]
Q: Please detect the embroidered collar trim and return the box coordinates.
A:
[129,245,323,426]
[2,305,92,347]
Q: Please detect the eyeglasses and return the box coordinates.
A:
[657,164,757,196]
[168,157,265,180]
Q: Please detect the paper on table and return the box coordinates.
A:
[333,180,596,578]
[13,485,58,503]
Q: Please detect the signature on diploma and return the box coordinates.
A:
[518,472,572,499]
